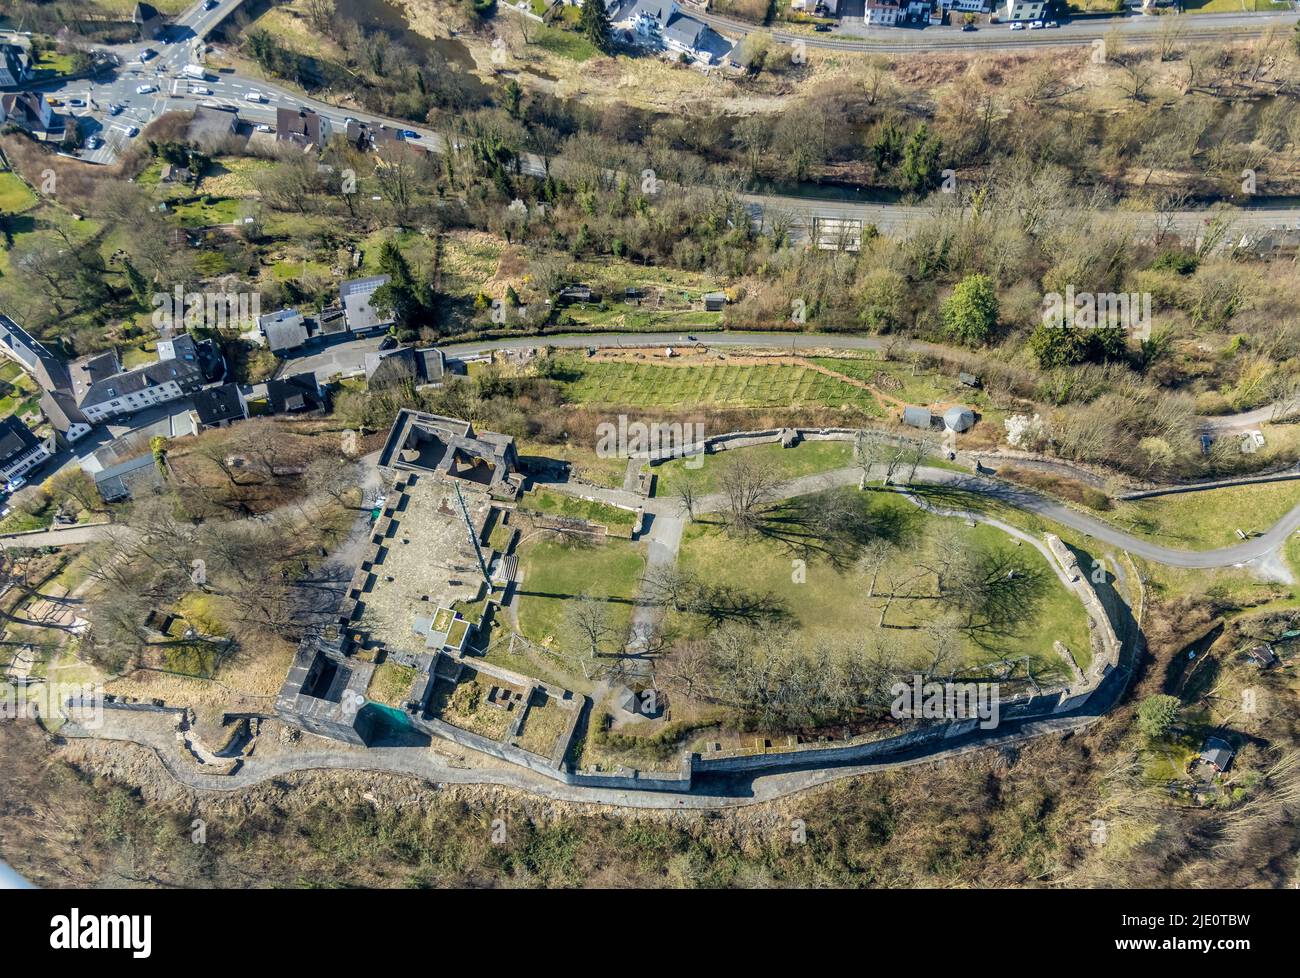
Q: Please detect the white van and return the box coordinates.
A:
[244,90,266,103]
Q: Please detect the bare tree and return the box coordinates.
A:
[673,470,701,522]
[718,453,781,534]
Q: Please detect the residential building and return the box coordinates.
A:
[276,107,332,151]
[67,336,221,425]
[0,416,51,485]
[258,308,310,353]
[1199,737,1235,774]
[865,0,901,26]
[0,313,70,391]
[1004,0,1045,20]
[340,275,393,334]
[0,42,33,89]
[0,91,60,137]
[364,347,446,390]
[244,372,327,417]
[186,104,238,150]
[191,383,247,429]
[94,453,165,503]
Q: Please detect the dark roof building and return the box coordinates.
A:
[0,415,51,483]
[1199,736,1236,773]
[276,107,331,150]
[363,347,446,389]
[191,383,247,428]
[0,42,33,89]
[0,91,59,135]
[245,372,327,416]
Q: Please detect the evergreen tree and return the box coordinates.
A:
[580,0,613,55]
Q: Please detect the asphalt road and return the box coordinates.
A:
[31,6,1300,241]
[691,8,1300,53]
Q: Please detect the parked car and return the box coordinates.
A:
[1010,21,1025,30]
[378,335,398,351]
[255,123,273,132]
[67,97,86,108]
[813,23,832,31]
[108,102,122,115]
[85,135,102,149]
[6,476,27,494]
[402,130,420,139]
[1045,19,1059,27]
[962,22,976,30]
[1030,20,1044,28]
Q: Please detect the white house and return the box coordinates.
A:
[0,416,50,485]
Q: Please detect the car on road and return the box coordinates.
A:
[6,476,27,495]
[203,0,218,8]
[244,91,266,102]
[1010,21,1025,29]
[402,130,420,139]
[140,48,156,61]
[136,83,156,94]
[189,86,211,95]
[255,123,273,132]
[962,22,976,30]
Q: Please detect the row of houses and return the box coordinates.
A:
[253,275,398,355]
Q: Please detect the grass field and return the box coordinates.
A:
[0,170,37,212]
[555,357,883,413]
[515,536,645,650]
[674,488,1091,677]
[519,487,638,533]
[1107,481,1300,552]
[531,25,596,62]
[654,440,854,498]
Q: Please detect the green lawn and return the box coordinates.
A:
[0,171,37,212]
[515,537,645,649]
[674,488,1091,678]
[654,440,854,498]
[555,357,883,413]
[171,196,242,228]
[519,487,638,534]
[532,25,593,62]
[1107,481,1300,551]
